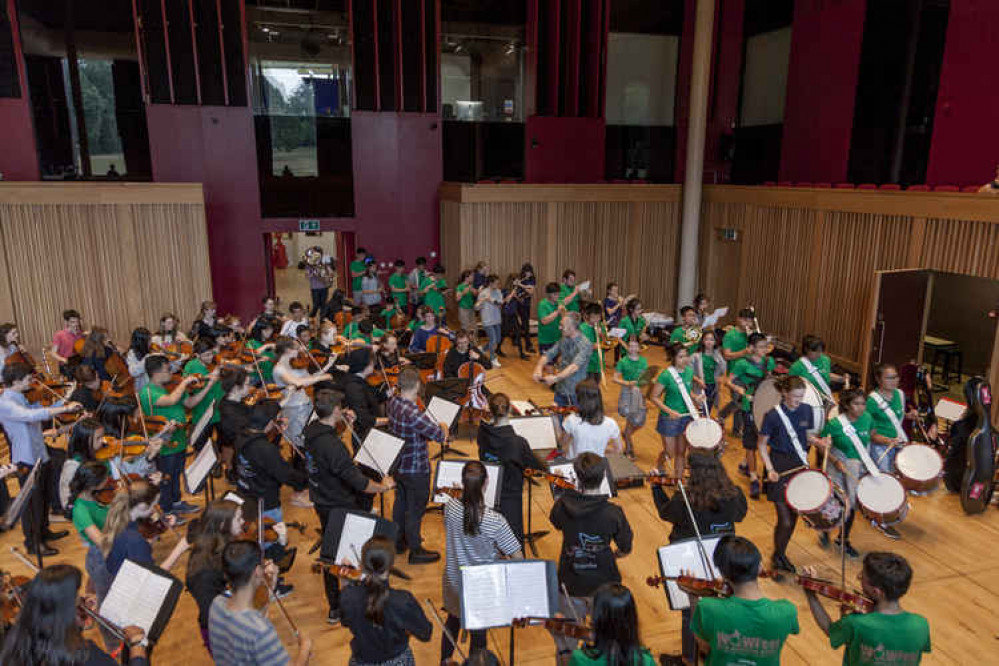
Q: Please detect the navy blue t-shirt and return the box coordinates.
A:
[760,403,813,472]
[106,521,153,578]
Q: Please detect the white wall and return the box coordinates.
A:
[605,33,679,126]
[740,27,792,127]
[441,53,472,109]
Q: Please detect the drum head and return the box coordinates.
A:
[752,378,781,428]
[857,475,906,512]
[785,470,832,512]
[686,418,722,449]
[896,444,943,481]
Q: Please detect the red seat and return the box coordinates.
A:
[879,184,901,191]
[857,183,877,190]
[813,183,832,188]
[933,185,959,192]
[834,183,855,189]
[961,185,980,193]
[907,185,930,192]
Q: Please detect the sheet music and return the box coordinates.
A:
[506,560,551,619]
[99,559,173,635]
[510,415,558,451]
[426,396,461,430]
[609,327,627,339]
[701,307,730,328]
[934,397,966,422]
[577,280,591,292]
[354,428,405,475]
[549,462,612,496]
[434,459,501,507]
[656,536,722,610]
[335,513,376,567]
[461,561,553,630]
[189,402,214,448]
[2,460,39,530]
[510,400,535,416]
[184,442,218,494]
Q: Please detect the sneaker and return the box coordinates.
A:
[327,609,342,625]
[749,479,761,499]
[492,358,502,368]
[496,349,507,358]
[818,532,830,549]
[771,554,796,574]
[408,548,441,564]
[174,501,200,514]
[274,583,294,599]
[835,539,860,558]
[48,512,69,523]
[872,521,901,540]
[737,462,749,478]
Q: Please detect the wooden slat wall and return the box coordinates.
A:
[0,184,212,355]
[443,184,999,371]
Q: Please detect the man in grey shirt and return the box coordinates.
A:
[532,313,592,408]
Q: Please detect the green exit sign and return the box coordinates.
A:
[299,219,320,232]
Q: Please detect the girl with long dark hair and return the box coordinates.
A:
[561,380,624,459]
[125,327,152,391]
[568,583,655,666]
[340,536,433,666]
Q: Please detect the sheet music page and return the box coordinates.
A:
[510,416,558,450]
[461,564,510,630]
[433,460,501,507]
[184,442,218,494]
[189,402,214,448]
[505,561,551,619]
[510,400,535,415]
[609,327,627,339]
[577,280,591,292]
[99,560,172,634]
[335,513,377,567]
[426,396,461,429]
[702,307,730,328]
[934,397,966,422]
[354,428,405,475]
[549,462,612,495]
[657,537,721,610]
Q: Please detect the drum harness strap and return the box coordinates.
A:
[801,357,834,402]
[774,404,811,467]
[869,390,908,443]
[836,414,881,477]
[668,366,700,417]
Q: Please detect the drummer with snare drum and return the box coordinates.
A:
[756,375,831,575]
[724,333,775,499]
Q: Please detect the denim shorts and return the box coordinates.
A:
[657,413,692,437]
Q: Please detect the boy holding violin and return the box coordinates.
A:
[802,552,930,665]
[140,354,219,517]
[184,339,224,453]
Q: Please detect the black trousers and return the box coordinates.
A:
[17,461,52,549]
[310,288,329,318]
[317,504,341,612]
[442,613,487,663]
[392,472,430,551]
[499,492,525,545]
[515,301,533,349]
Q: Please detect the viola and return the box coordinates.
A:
[523,467,577,491]
[245,384,284,405]
[796,575,874,613]
[93,478,121,505]
[512,617,592,640]
[243,517,279,543]
[527,404,579,416]
[646,473,680,487]
[95,434,148,461]
[646,571,777,598]
[311,561,363,581]
[151,340,193,359]
[960,378,996,514]
[0,572,31,627]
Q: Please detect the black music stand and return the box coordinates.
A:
[425,379,469,458]
[522,476,548,557]
[4,461,43,569]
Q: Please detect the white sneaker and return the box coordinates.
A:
[492,358,501,368]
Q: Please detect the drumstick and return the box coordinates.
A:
[875,440,902,465]
[778,465,808,478]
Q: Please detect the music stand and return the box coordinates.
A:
[425,380,469,458]
[522,475,548,557]
[3,461,43,569]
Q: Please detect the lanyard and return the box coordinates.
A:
[801,357,833,402]
[774,404,810,466]
[837,414,881,477]
[870,390,908,443]
[667,367,698,417]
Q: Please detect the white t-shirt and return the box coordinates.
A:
[562,415,621,459]
[280,318,308,337]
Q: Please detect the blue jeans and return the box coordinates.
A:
[704,382,718,414]
[86,544,116,647]
[869,442,897,473]
[484,324,501,354]
[157,451,186,511]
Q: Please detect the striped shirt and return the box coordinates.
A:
[208,595,290,666]
[442,495,521,614]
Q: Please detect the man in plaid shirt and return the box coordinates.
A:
[388,367,446,564]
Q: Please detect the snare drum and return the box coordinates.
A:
[895,444,943,493]
[685,418,723,452]
[856,474,908,526]
[785,470,845,531]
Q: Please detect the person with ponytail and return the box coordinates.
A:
[68,462,116,648]
[340,536,432,666]
[101,479,189,579]
[476,392,545,543]
[568,583,655,666]
[440,461,523,663]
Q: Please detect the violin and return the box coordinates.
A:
[25,376,72,406]
[512,617,592,640]
[960,378,996,514]
[243,517,280,543]
[127,414,173,437]
[646,472,680,487]
[646,571,777,598]
[311,561,363,581]
[93,478,121,505]
[151,340,193,360]
[434,485,463,499]
[244,384,284,405]
[136,506,173,540]
[526,404,579,416]
[523,467,577,491]
[290,348,329,371]
[796,575,874,613]
[95,434,148,461]
[164,372,204,392]
[0,571,30,626]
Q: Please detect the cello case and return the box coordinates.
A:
[960,378,997,514]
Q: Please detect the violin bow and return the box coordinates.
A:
[255,502,299,636]
[676,477,718,581]
[424,598,468,663]
[293,337,325,374]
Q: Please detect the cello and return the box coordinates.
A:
[960,378,997,514]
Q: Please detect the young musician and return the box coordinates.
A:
[125,328,152,390]
[272,337,334,440]
[693,293,712,328]
[568,583,656,666]
[208,541,313,666]
[819,388,872,558]
[691,329,726,416]
[533,313,592,409]
[550,453,633,666]
[340,536,433,665]
[0,362,79,555]
[279,302,309,338]
[343,304,371,342]
[690,535,799,665]
[50,308,84,374]
[757,375,831,573]
[189,302,218,342]
[803,552,930,665]
[472,260,490,292]
[790,335,847,403]
[250,296,284,333]
[649,343,703,478]
[477,393,545,543]
[102,479,187,577]
[443,329,492,378]
[0,564,149,666]
[360,263,382,309]
[476,274,506,364]
[722,308,756,362]
[513,263,536,353]
[379,297,405,332]
[603,283,632,329]
[456,269,477,332]
[387,367,447,564]
[670,306,703,352]
[183,339,224,452]
[376,332,409,370]
[68,365,103,412]
[561,380,623,459]
[388,259,409,316]
[69,461,114,605]
[440,461,523,664]
[407,256,428,315]
[867,363,917,540]
[247,320,277,383]
[725,333,775,498]
[336,349,383,450]
[559,269,582,312]
[95,396,168,481]
[424,265,448,319]
[618,298,648,362]
[303,389,394,624]
[351,247,369,295]
[79,328,116,381]
[579,302,606,382]
[408,308,448,354]
[613,336,649,458]
[537,282,565,353]
[0,323,19,368]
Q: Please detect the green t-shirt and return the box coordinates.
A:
[72,498,109,548]
[702,354,718,385]
[568,647,656,666]
[789,354,832,393]
[350,259,366,292]
[821,412,873,460]
[407,318,420,332]
[388,272,408,307]
[184,358,222,425]
[669,326,700,350]
[691,596,799,666]
[246,339,274,382]
[723,328,748,355]
[456,282,474,309]
[729,356,776,411]
[580,322,603,373]
[559,284,580,312]
[621,315,646,341]
[616,354,648,383]
[656,365,695,416]
[537,299,561,345]
[380,304,401,329]
[424,286,446,316]
[829,611,930,666]
[139,383,188,455]
[867,390,904,440]
[343,321,360,340]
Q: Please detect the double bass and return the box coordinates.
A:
[960,378,997,514]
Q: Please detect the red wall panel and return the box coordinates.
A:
[779,0,866,184]
[0,0,38,181]
[926,0,999,187]
[524,115,606,183]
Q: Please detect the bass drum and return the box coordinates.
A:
[752,377,834,435]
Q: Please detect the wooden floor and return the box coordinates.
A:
[2,341,997,665]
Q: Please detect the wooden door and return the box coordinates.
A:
[862,269,932,389]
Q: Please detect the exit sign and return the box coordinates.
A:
[299,219,320,232]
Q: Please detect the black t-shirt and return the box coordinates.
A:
[550,492,633,596]
[652,485,748,543]
[235,433,308,509]
[340,585,432,662]
[68,386,101,412]
[185,566,227,629]
[302,421,370,509]
[336,374,381,446]
[218,398,252,450]
[477,422,544,503]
